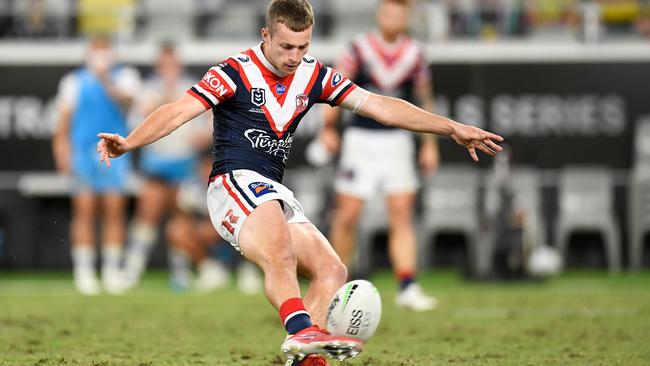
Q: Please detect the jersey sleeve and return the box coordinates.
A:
[187,63,237,110]
[317,65,358,107]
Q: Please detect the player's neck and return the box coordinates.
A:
[260,42,288,77]
[378,30,401,44]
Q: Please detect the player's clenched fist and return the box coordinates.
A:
[97,133,130,167]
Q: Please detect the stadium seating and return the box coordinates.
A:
[355,193,389,276]
[555,166,621,273]
[628,118,650,270]
[418,166,482,273]
[482,167,548,275]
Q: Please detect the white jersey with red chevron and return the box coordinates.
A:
[338,32,430,130]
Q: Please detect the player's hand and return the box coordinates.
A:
[419,142,439,176]
[97,133,129,167]
[319,126,341,154]
[450,123,504,162]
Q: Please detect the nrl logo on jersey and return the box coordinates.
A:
[251,88,266,107]
[244,128,294,162]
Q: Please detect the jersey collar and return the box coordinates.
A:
[253,42,287,78]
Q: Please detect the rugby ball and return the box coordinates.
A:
[326,280,381,342]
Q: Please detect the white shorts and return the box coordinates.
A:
[206,169,310,252]
[335,127,419,200]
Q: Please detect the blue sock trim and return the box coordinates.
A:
[285,313,312,335]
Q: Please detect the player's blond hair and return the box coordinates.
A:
[382,0,411,7]
[266,0,314,34]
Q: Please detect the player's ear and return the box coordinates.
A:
[261,27,271,43]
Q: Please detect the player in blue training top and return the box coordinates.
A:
[320,0,439,311]
[122,43,209,291]
[53,35,140,295]
[97,1,503,365]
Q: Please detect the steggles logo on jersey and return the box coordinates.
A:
[244,128,294,162]
[251,88,266,107]
[295,94,309,113]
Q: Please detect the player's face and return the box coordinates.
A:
[86,38,113,72]
[156,52,181,82]
[377,1,409,38]
[261,22,312,75]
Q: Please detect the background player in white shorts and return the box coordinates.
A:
[319,0,439,311]
[97,1,503,364]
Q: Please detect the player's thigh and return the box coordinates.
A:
[71,192,97,219]
[166,214,194,244]
[196,220,220,245]
[135,179,171,222]
[101,193,127,220]
[238,200,294,267]
[332,193,365,227]
[289,222,346,280]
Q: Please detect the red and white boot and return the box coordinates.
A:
[281,325,363,362]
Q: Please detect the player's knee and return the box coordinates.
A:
[388,208,413,228]
[263,229,296,268]
[165,218,183,243]
[333,208,361,230]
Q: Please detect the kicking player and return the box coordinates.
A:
[122,43,206,290]
[319,0,438,311]
[97,0,503,364]
[52,35,140,295]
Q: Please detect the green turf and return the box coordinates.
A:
[1,270,649,365]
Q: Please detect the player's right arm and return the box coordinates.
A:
[52,73,76,175]
[99,63,237,167]
[98,94,205,166]
[52,104,72,174]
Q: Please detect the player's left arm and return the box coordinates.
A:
[339,87,504,161]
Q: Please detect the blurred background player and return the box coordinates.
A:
[52,35,140,295]
[167,148,262,293]
[318,0,438,311]
[122,43,207,290]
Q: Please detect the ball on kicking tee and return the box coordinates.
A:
[326,280,382,342]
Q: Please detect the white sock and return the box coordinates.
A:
[169,247,192,283]
[102,244,123,274]
[125,223,158,276]
[72,245,96,276]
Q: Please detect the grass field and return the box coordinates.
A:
[1,270,649,366]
